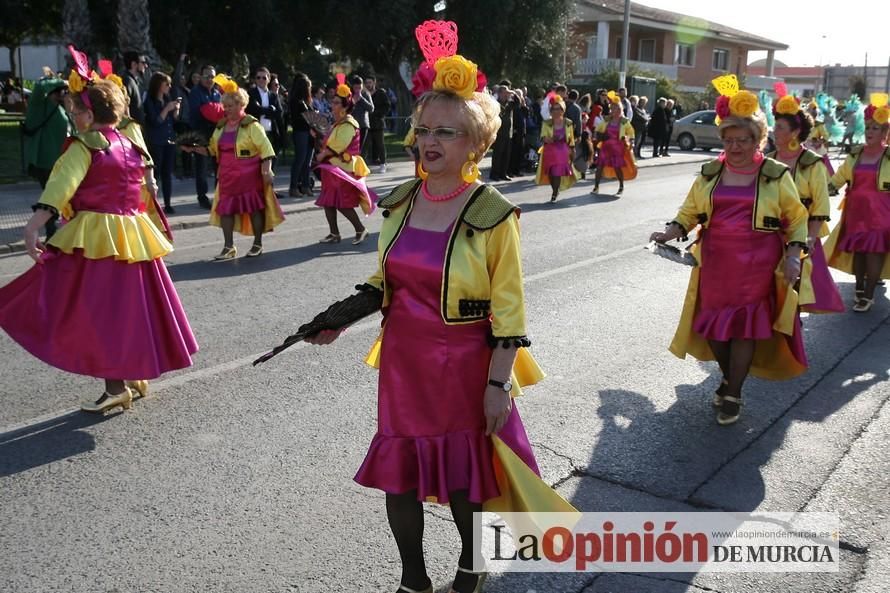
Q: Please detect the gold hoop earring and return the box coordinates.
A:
[418,162,428,180]
[788,138,800,151]
[461,152,479,183]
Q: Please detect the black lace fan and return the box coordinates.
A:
[646,241,698,267]
[253,288,383,365]
[174,130,209,147]
[302,111,331,136]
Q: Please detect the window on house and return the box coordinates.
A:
[615,37,623,58]
[638,39,656,63]
[676,43,695,67]
[587,35,598,59]
[712,49,729,71]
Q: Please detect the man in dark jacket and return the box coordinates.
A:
[490,83,517,181]
[350,75,374,157]
[648,97,668,158]
[246,66,285,165]
[188,65,221,208]
[122,51,147,125]
[365,76,391,172]
[507,88,529,177]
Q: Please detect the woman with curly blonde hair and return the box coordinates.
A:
[304,21,573,593]
[650,76,809,426]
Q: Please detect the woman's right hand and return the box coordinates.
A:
[24,227,45,263]
[304,328,345,345]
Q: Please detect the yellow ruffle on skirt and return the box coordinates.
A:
[47,211,173,262]
[209,184,285,236]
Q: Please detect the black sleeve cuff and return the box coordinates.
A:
[487,332,531,349]
[665,220,689,241]
[31,203,58,215]
[787,240,810,254]
[354,283,383,293]
[809,215,830,222]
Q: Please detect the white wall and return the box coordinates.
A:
[0,44,66,80]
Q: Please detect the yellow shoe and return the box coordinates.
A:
[126,380,149,400]
[81,388,133,413]
[213,246,237,260]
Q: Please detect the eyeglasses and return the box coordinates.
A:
[414,126,468,140]
[722,137,754,147]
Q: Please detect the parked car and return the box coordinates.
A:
[671,109,776,153]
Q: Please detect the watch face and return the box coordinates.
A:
[503,381,513,392]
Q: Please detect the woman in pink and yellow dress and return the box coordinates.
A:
[823,93,890,312]
[305,21,575,593]
[535,92,579,202]
[591,91,637,196]
[650,76,809,426]
[767,88,844,314]
[314,75,376,245]
[0,77,197,413]
[186,76,284,259]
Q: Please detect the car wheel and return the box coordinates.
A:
[678,133,695,151]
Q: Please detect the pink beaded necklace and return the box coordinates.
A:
[421,180,471,202]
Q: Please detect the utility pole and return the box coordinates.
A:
[620,0,631,88]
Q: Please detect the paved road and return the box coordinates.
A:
[1,155,887,593]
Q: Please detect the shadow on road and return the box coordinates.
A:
[0,411,110,478]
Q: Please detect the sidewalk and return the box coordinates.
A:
[0,150,715,254]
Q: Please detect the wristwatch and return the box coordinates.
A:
[488,379,513,392]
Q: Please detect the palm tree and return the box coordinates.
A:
[116,0,159,63]
[63,0,93,50]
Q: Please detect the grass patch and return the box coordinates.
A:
[0,120,27,184]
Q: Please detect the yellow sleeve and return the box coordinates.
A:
[807,162,831,218]
[121,122,154,167]
[830,154,855,190]
[778,173,808,244]
[672,178,705,231]
[326,121,356,154]
[208,127,221,159]
[486,213,527,338]
[623,122,635,139]
[38,142,91,216]
[594,121,606,134]
[249,122,275,159]
[540,121,553,140]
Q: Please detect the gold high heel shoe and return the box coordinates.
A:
[126,380,149,400]
[450,567,487,593]
[398,585,432,593]
[81,388,133,413]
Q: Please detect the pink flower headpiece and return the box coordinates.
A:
[67,45,122,109]
[410,20,487,98]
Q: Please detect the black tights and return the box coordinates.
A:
[385,489,482,593]
[708,338,755,397]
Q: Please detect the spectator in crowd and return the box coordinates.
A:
[630,95,650,159]
[661,98,676,156]
[617,87,633,122]
[595,88,611,117]
[22,76,70,238]
[350,75,374,156]
[365,76,391,172]
[288,72,316,197]
[121,51,148,124]
[171,54,193,177]
[188,64,222,209]
[246,66,285,167]
[648,97,668,157]
[490,83,517,181]
[508,87,529,177]
[312,85,331,120]
[144,72,181,214]
[565,89,583,167]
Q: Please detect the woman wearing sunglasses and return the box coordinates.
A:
[304,26,573,593]
[313,75,374,244]
[650,76,809,426]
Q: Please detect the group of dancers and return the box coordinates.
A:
[0,31,888,593]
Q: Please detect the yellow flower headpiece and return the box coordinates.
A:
[607,90,621,104]
[712,74,759,124]
[869,93,890,125]
[432,55,479,99]
[336,83,351,98]
[104,73,124,90]
[68,70,86,94]
[775,95,800,116]
[212,73,240,95]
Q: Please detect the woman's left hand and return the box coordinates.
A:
[783,255,801,284]
[484,386,513,435]
[262,170,275,186]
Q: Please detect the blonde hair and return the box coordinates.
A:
[220,88,249,109]
[411,90,501,160]
[718,113,769,149]
[70,80,127,125]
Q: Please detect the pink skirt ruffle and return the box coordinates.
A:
[599,139,626,169]
[693,300,775,341]
[541,143,573,178]
[805,240,845,313]
[314,164,375,211]
[837,229,890,254]
[0,249,197,379]
[354,405,537,504]
[215,190,266,215]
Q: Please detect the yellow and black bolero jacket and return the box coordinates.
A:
[765,149,832,237]
[669,157,808,247]
[208,114,275,161]
[363,179,529,348]
[829,145,890,194]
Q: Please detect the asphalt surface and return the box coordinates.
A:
[1,153,888,593]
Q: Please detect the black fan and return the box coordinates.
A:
[253,288,383,365]
[646,241,698,267]
[174,130,209,147]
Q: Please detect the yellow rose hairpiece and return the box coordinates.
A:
[432,55,479,99]
[104,73,124,90]
[774,95,800,116]
[712,75,759,124]
[336,83,351,98]
[212,73,240,95]
[606,90,620,104]
[68,69,86,94]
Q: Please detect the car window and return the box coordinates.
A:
[693,112,716,125]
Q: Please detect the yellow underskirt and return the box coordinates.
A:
[209,184,285,236]
[48,211,173,262]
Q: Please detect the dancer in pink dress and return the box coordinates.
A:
[768,89,844,313]
[535,93,579,202]
[651,76,809,426]
[592,93,637,195]
[0,77,197,413]
[305,22,574,593]
[314,74,376,246]
[823,94,890,312]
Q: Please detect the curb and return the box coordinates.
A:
[0,156,711,256]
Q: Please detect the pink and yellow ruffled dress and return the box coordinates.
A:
[0,127,197,379]
[208,116,285,236]
[595,119,637,181]
[314,116,377,214]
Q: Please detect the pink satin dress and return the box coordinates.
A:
[0,128,197,379]
[540,126,573,177]
[353,222,538,504]
[314,125,370,210]
[599,122,626,169]
[837,160,890,253]
[694,179,790,342]
[215,130,265,215]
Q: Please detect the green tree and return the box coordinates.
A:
[0,0,61,77]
